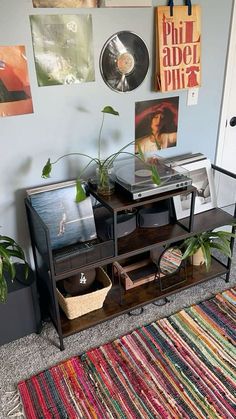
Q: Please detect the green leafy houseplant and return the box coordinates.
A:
[181,229,236,271]
[42,106,161,202]
[0,234,28,302]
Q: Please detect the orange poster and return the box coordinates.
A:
[0,46,33,117]
[155,5,201,92]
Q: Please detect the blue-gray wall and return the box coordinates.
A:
[0,0,233,253]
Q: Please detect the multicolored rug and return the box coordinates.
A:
[18,288,236,418]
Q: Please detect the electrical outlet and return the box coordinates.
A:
[187,87,199,106]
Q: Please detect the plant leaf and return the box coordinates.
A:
[137,144,145,162]
[1,252,15,279]
[151,166,161,185]
[182,237,199,259]
[23,263,29,280]
[201,242,211,271]
[101,106,119,116]
[0,235,16,245]
[210,230,236,239]
[75,180,87,203]
[210,241,232,259]
[0,274,7,303]
[42,159,52,178]
[154,138,161,150]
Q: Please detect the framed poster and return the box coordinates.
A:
[155,4,201,92]
[174,159,217,220]
[27,180,97,249]
[32,1,98,7]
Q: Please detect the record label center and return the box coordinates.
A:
[117,53,135,75]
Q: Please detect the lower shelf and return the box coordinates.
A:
[60,258,229,338]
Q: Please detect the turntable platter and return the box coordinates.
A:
[135,169,152,178]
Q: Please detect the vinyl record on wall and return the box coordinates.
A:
[99,31,149,93]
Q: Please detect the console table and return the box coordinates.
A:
[25,165,236,350]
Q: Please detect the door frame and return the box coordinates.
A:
[216,0,236,167]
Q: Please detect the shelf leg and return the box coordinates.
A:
[113,212,118,256]
[226,224,235,283]
[189,189,196,232]
[153,297,170,307]
[128,307,144,316]
[59,336,65,351]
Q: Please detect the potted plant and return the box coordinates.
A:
[42,106,161,202]
[0,234,28,302]
[181,228,236,271]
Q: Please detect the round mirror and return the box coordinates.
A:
[159,247,183,275]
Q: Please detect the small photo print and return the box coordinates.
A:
[174,159,217,220]
[135,97,179,156]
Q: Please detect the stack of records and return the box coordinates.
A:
[163,152,206,167]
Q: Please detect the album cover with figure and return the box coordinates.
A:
[135,97,179,156]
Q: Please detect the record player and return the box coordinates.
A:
[113,157,192,199]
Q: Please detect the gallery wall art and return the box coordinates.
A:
[155,4,201,92]
[135,97,179,155]
[32,0,98,7]
[32,0,151,7]
[100,1,152,7]
[99,31,149,93]
[173,159,217,219]
[0,45,33,117]
[30,14,95,86]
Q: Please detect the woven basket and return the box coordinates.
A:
[57,267,112,320]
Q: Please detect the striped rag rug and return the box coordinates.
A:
[18,288,236,418]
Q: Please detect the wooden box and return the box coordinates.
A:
[113,257,157,290]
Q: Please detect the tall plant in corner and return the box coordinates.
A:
[42,106,161,201]
[0,234,28,302]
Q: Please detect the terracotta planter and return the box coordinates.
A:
[191,248,205,266]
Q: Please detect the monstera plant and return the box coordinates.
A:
[42,106,161,201]
[0,234,28,302]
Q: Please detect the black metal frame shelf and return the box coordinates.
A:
[25,165,236,350]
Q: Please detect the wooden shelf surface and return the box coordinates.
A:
[60,258,228,337]
[181,207,235,233]
[89,185,196,212]
[54,208,235,280]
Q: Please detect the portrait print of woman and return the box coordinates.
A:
[135,97,179,156]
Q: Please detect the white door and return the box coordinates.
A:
[216,0,236,209]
